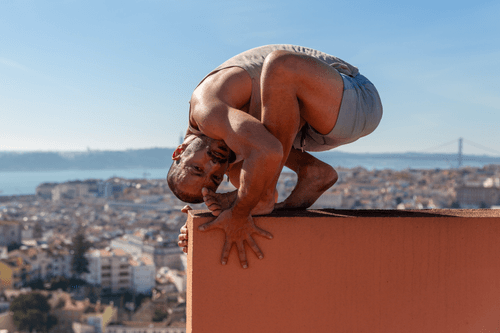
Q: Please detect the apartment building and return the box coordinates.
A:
[111,235,183,271]
[130,255,156,294]
[85,248,131,293]
[35,182,58,200]
[110,234,143,257]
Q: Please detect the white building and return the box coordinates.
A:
[28,248,72,279]
[110,235,143,257]
[51,182,92,201]
[110,235,183,270]
[130,255,156,294]
[36,183,58,200]
[85,248,131,293]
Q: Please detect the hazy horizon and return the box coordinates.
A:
[1,146,500,158]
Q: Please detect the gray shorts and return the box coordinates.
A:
[292,73,383,152]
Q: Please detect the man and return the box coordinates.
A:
[170,45,382,268]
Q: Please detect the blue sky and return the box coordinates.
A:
[1,0,499,155]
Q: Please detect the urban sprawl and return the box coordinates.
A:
[1,164,500,332]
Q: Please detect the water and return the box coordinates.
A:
[0,155,497,196]
[0,168,168,196]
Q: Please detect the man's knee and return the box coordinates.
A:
[262,50,303,80]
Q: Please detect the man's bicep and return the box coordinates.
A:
[223,110,283,158]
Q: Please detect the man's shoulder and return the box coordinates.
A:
[192,67,252,110]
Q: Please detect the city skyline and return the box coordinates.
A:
[1,0,499,155]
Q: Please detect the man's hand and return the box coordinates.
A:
[198,209,273,268]
[178,205,192,254]
[178,223,188,254]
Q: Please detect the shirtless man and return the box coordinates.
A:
[170,45,383,268]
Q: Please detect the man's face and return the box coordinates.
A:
[175,137,231,199]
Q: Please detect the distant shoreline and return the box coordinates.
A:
[1,148,500,172]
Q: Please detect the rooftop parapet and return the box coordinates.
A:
[187,209,500,333]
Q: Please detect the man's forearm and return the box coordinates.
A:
[231,144,283,216]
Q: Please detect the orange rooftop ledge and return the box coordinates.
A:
[186,209,500,333]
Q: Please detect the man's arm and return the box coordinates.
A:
[198,113,281,267]
[190,68,283,267]
[192,67,284,216]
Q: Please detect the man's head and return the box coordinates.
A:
[167,135,235,203]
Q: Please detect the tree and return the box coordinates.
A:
[152,308,169,322]
[71,225,91,277]
[9,292,57,333]
[33,221,43,239]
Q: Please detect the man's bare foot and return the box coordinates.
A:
[276,160,338,210]
[202,187,277,216]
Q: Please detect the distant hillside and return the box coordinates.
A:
[0,149,499,172]
[0,148,175,171]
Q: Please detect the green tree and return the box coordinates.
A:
[9,292,57,333]
[33,221,43,239]
[152,308,169,322]
[71,225,91,277]
[480,202,489,209]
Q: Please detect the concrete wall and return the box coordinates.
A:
[187,209,500,333]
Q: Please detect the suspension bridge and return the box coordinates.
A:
[418,138,500,168]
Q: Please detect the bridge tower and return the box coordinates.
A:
[458,137,463,168]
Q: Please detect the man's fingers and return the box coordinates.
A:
[236,242,248,269]
[198,219,219,232]
[201,187,210,196]
[221,240,232,265]
[180,225,188,235]
[203,196,218,206]
[181,205,192,214]
[202,189,223,216]
[178,233,188,241]
[206,201,222,211]
[211,208,221,217]
[178,240,188,247]
[182,247,188,254]
[204,201,222,216]
[246,236,264,260]
[255,226,273,240]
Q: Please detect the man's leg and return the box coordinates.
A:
[275,148,337,210]
[203,50,345,214]
[203,148,338,213]
[203,160,278,216]
[259,50,344,205]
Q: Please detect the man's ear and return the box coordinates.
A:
[172,145,185,160]
[173,134,199,160]
[172,140,193,160]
